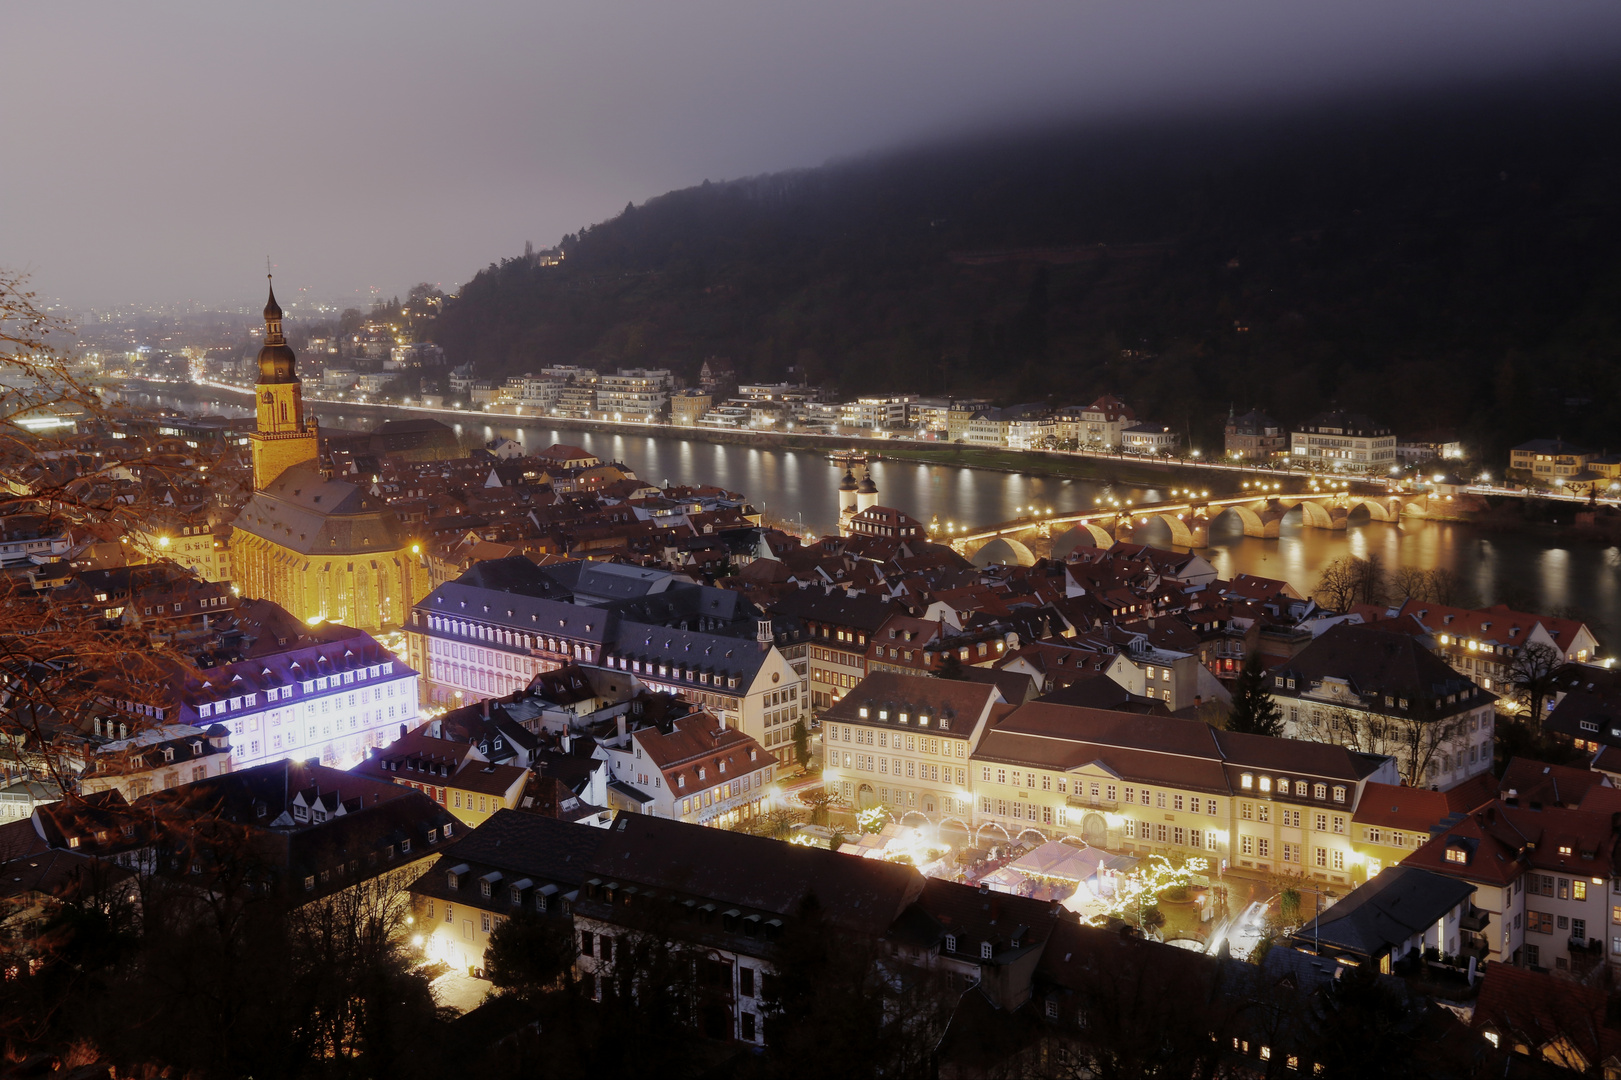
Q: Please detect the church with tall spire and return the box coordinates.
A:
[249,276,319,490]
[231,277,427,634]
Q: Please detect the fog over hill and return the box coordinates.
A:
[432,73,1621,458]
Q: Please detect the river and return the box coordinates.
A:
[120,388,1621,637]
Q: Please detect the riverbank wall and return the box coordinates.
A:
[114,378,1261,493]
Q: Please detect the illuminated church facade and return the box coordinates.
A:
[231,279,427,634]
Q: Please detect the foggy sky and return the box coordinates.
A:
[5,1,1620,311]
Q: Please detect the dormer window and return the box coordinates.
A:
[1445,848,1467,864]
[944,934,957,953]
[980,941,993,960]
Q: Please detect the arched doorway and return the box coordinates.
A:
[1083,813,1107,847]
[857,784,877,809]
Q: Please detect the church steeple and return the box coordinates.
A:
[257,275,297,384]
[250,272,318,489]
[264,276,286,344]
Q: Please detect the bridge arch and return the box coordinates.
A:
[1349,497,1397,522]
[1211,502,1276,538]
[1146,512,1195,548]
[971,536,1037,567]
[1296,499,1336,530]
[1051,522,1115,559]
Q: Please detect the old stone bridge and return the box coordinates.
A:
[947,490,1485,565]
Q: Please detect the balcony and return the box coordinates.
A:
[1460,907,1491,933]
[1065,794,1119,812]
[1569,934,1601,955]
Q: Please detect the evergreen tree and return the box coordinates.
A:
[1227,652,1286,737]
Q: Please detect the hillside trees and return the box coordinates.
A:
[427,84,1621,461]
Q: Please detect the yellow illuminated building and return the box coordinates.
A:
[231,278,428,634]
[249,280,320,490]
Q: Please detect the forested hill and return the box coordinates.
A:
[431,75,1621,457]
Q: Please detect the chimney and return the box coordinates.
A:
[617,712,628,741]
[482,698,491,719]
[399,722,408,740]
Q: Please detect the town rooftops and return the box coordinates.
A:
[413,808,607,896]
[1290,865,1474,962]
[1405,800,1621,885]
[1510,438,1588,456]
[973,701,1390,795]
[1546,664,1621,745]
[234,461,409,555]
[634,713,768,793]
[1351,774,1496,832]
[761,590,894,632]
[1296,411,1391,436]
[820,671,1001,736]
[1498,757,1608,810]
[424,581,614,644]
[582,813,924,938]
[606,620,773,687]
[1472,962,1621,1073]
[1271,623,1494,718]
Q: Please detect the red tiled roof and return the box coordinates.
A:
[1472,962,1621,1069]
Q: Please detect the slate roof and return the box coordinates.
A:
[1272,623,1495,720]
[1291,865,1474,960]
[608,620,773,687]
[1545,664,1621,745]
[234,461,409,555]
[765,589,897,633]
[582,813,924,937]
[424,581,614,646]
[410,808,607,905]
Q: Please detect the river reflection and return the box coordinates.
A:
[122,390,1621,637]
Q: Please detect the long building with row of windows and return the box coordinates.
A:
[404,555,808,764]
[820,673,1399,890]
